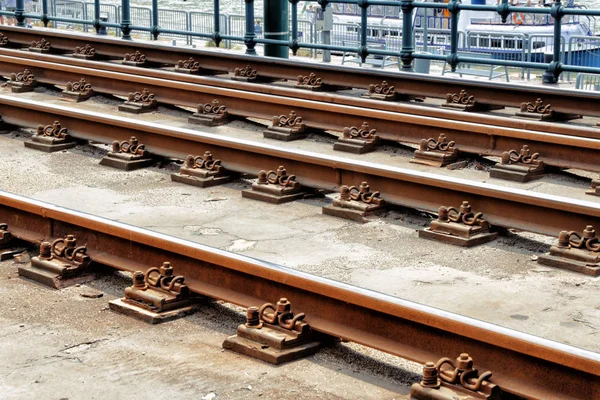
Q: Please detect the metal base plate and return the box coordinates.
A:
[322,204,383,223]
[10,84,35,93]
[109,298,197,324]
[419,228,498,247]
[61,91,94,103]
[442,102,504,112]
[118,104,157,114]
[171,172,232,188]
[188,114,229,127]
[24,140,77,153]
[18,264,96,289]
[586,189,600,197]
[410,152,457,168]
[222,334,322,365]
[333,141,377,154]
[514,111,581,122]
[489,166,544,183]
[263,129,307,142]
[536,254,600,276]
[242,189,305,204]
[99,156,155,171]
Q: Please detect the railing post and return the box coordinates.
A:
[542,0,563,84]
[93,0,101,33]
[121,0,132,40]
[244,0,257,55]
[41,0,49,27]
[447,0,460,72]
[151,0,159,40]
[15,0,25,27]
[358,0,368,62]
[213,0,222,47]
[289,0,299,55]
[400,0,414,71]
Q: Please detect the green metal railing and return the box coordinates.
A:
[3,0,600,83]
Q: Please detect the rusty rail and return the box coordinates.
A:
[2,51,600,172]
[0,190,598,399]
[1,25,600,118]
[2,94,600,236]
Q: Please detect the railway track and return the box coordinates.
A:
[0,190,598,400]
[1,94,600,237]
[2,49,600,172]
[1,25,600,119]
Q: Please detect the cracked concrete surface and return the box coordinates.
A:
[0,85,599,398]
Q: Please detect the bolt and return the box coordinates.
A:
[460,201,471,214]
[521,145,530,155]
[277,166,286,176]
[132,271,145,288]
[558,231,570,248]
[501,151,510,165]
[185,155,195,168]
[204,151,213,160]
[39,241,52,259]
[111,140,120,153]
[257,170,268,184]
[419,138,428,152]
[438,133,447,142]
[245,306,261,328]
[65,235,76,247]
[276,298,291,313]
[456,353,473,371]
[583,225,595,239]
[420,362,440,389]
[438,206,449,222]
[160,261,173,276]
[130,136,138,145]
[360,182,369,193]
[339,185,351,201]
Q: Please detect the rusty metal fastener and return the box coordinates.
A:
[435,353,493,393]
[368,81,395,96]
[446,90,476,106]
[127,89,156,105]
[73,44,95,57]
[273,111,303,128]
[420,134,456,153]
[234,65,258,78]
[501,145,541,166]
[200,100,227,116]
[66,79,93,94]
[558,225,600,252]
[177,57,200,71]
[520,98,552,114]
[30,38,51,50]
[245,306,262,328]
[421,362,441,389]
[123,50,146,63]
[36,121,69,139]
[444,201,487,228]
[10,69,35,84]
[259,298,306,331]
[296,73,322,88]
[112,136,148,156]
[345,182,382,206]
[342,122,378,140]
[185,152,222,172]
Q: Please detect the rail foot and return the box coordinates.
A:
[118,89,158,114]
[61,79,94,103]
[515,98,581,122]
[263,111,307,141]
[410,134,460,168]
[322,182,386,223]
[171,152,233,188]
[8,69,36,93]
[109,262,197,324]
[24,121,78,153]
[419,202,497,247]
[333,122,380,154]
[100,136,155,171]
[188,100,230,126]
[537,226,600,276]
[223,298,329,365]
[489,145,545,183]
[409,354,500,400]
[18,235,95,289]
[242,166,307,204]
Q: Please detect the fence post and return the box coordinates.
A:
[289,0,299,55]
[15,0,25,27]
[121,0,132,40]
[244,0,257,55]
[400,0,414,71]
[447,0,460,72]
[542,0,563,83]
[213,0,222,47]
[151,0,159,40]
[357,0,368,62]
[41,0,49,27]
[93,0,101,33]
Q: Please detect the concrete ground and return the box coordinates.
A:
[0,84,599,398]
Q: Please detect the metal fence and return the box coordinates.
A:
[566,35,600,81]
[11,0,600,83]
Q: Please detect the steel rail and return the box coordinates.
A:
[1,26,600,118]
[2,52,600,172]
[4,47,600,142]
[0,190,598,400]
[2,94,600,237]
